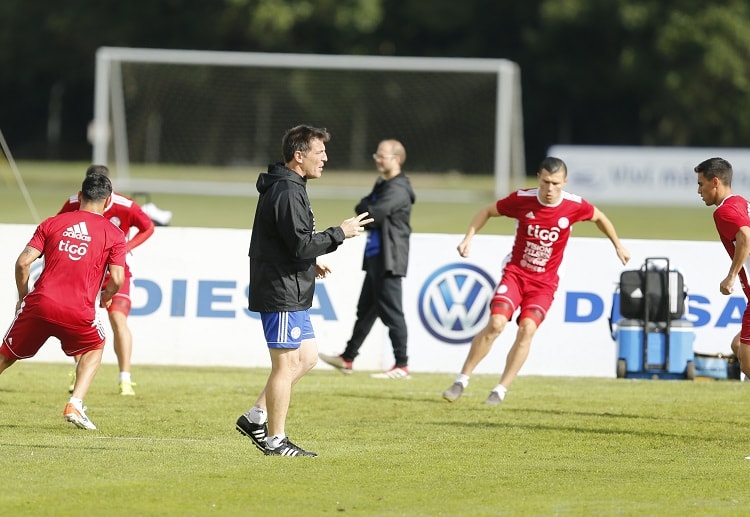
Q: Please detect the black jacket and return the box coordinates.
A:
[248,163,345,312]
[355,173,416,276]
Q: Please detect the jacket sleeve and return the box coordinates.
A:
[277,189,345,260]
[356,182,410,229]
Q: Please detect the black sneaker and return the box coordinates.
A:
[265,437,318,457]
[235,414,267,452]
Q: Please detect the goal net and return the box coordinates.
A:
[92,47,525,197]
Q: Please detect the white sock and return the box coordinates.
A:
[455,374,470,388]
[491,384,508,400]
[119,372,132,383]
[265,433,286,449]
[68,397,83,410]
[247,406,267,425]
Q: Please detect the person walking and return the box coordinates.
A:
[59,164,155,396]
[235,124,373,456]
[1,171,126,430]
[442,156,630,405]
[694,157,750,378]
[319,139,416,379]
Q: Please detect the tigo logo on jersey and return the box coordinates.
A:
[418,263,496,344]
[60,222,91,261]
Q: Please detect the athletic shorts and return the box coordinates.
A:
[490,266,556,324]
[259,311,315,349]
[740,302,750,346]
[105,275,132,316]
[1,309,106,359]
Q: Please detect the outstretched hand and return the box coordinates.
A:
[341,212,374,238]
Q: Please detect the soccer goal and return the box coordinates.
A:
[92,47,525,198]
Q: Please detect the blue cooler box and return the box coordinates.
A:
[616,318,695,376]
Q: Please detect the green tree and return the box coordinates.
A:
[524,0,750,149]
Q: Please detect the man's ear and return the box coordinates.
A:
[77,191,83,203]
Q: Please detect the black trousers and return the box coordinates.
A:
[342,255,408,367]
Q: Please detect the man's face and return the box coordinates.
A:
[373,143,397,174]
[537,168,567,205]
[696,172,719,206]
[300,138,328,179]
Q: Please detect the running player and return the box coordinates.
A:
[1,171,126,429]
[442,156,631,405]
[694,157,750,378]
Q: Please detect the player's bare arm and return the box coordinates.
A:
[458,203,501,258]
[589,207,631,265]
[340,211,374,238]
[720,226,750,295]
[14,245,42,302]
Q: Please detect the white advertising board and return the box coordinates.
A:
[0,224,743,378]
[548,145,750,206]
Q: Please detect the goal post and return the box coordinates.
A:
[92,47,525,198]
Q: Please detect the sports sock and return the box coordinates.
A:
[247,406,267,425]
[265,434,286,449]
[455,374,470,388]
[68,397,83,411]
[119,372,132,383]
[491,384,507,400]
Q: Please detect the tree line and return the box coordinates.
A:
[1,0,749,166]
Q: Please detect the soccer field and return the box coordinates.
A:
[0,161,742,516]
[1,363,748,516]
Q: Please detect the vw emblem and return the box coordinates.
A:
[418,263,496,344]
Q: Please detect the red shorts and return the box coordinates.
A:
[1,310,106,360]
[490,266,556,325]
[106,275,132,316]
[741,301,750,346]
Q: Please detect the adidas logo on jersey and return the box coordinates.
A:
[62,222,92,242]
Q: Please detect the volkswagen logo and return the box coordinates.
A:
[418,263,496,344]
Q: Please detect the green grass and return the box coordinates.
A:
[1,363,748,516]
[0,160,717,239]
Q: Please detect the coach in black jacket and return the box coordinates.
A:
[237,125,372,457]
[319,139,416,379]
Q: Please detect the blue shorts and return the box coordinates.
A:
[259,311,315,349]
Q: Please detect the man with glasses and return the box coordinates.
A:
[320,139,416,378]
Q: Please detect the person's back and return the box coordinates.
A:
[25,210,126,325]
[61,191,152,236]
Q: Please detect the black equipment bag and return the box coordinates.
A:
[619,258,686,322]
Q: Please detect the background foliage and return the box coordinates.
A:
[2,0,750,165]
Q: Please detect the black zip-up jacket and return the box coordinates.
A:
[248,163,345,312]
[355,173,416,276]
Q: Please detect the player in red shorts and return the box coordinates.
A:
[0,171,126,430]
[59,165,155,395]
[442,156,631,405]
[695,157,750,379]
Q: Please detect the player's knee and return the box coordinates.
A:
[485,313,509,336]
